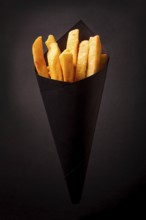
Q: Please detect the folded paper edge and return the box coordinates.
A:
[36,64,108,92]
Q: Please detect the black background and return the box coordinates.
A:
[0,0,146,219]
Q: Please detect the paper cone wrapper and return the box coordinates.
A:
[35,21,109,204]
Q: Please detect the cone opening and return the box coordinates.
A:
[36,63,108,90]
[34,20,109,85]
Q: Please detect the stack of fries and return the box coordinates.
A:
[32,29,108,82]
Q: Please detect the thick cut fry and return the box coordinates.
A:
[45,35,56,49]
[66,29,79,66]
[59,49,74,82]
[87,35,102,77]
[32,36,49,78]
[47,42,63,81]
[100,54,108,71]
[46,66,51,78]
[75,40,89,81]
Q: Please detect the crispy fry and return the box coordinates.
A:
[66,29,79,66]
[32,29,107,82]
[46,66,51,78]
[59,49,74,82]
[45,35,56,49]
[75,40,89,81]
[47,42,63,81]
[100,54,108,71]
[32,36,49,78]
[87,35,102,77]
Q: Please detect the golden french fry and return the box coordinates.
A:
[45,35,56,49]
[46,66,51,78]
[75,40,89,81]
[59,49,74,82]
[66,29,79,66]
[47,42,63,81]
[32,36,49,78]
[100,54,108,71]
[87,35,102,77]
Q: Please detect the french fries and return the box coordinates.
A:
[32,36,49,78]
[32,29,108,82]
[75,40,89,81]
[66,29,79,67]
[47,42,63,81]
[100,54,108,71]
[59,49,74,82]
[45,35,56,49]
[87,35,102,77]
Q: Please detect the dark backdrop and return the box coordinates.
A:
[0,0,146,219]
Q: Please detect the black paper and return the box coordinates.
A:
[35,20,109,204]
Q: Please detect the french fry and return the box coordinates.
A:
[45,35,56,49]
[59,49,74,82]
[47,42,63,81]
[46,66,51,78]
[66,29,79,66]
[75,40,89,81]
[100,54,108,71]
[32,29,107,82]
[32,36,49,78]
[87,35,102,77]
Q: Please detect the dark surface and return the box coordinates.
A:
[0,0,146,219]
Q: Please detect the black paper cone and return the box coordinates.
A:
[35,20,109,204]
